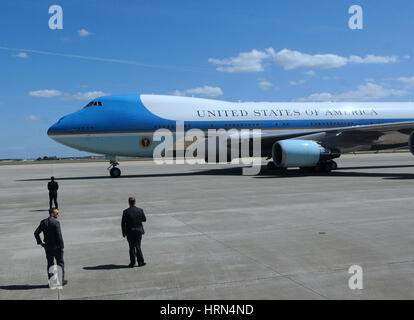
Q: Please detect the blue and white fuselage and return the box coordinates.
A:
[47,94,414,176]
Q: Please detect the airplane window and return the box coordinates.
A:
[84,101,103,108]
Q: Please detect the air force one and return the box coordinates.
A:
[47,94,414,177]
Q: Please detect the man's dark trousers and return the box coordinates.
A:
[127,229,144,265]
[45,246,64,281]
[49,192,58,209]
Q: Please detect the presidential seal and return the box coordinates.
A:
[140,136,152,149]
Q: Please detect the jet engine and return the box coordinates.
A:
[272,139,340,168]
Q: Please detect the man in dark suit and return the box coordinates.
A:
[47,177,59,209]
[34,208,67,286]
[122,197,147,267]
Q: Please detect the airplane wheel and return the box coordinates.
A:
[322,163,332,172]
[314,164,322,172]
[267,161,277,170]
[110,167,121,178]
[330,161,338,170]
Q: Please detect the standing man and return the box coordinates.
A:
[47,177,59,209]
[121,197,147,268]
[34,208,67,286]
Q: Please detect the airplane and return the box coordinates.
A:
[47,94,414,177]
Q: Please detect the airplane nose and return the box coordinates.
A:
[47,123,56,135]
[47,123,57,136]
[47,115,68,136]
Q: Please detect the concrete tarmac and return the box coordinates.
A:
[1,153,414,299]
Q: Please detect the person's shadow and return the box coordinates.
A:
[0,284,49,290]
[83,264,129,270]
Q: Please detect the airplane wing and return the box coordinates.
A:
[239,120,414,154]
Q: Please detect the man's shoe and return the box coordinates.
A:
[63,280,68,286]
[138,262,146,267]
[128,263,135,268]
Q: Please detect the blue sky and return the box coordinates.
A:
[1,0,414,158]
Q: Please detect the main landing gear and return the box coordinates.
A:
[266,161,287,174]
[266,160,338,173]
[313,160,338,173]
[108,160,121,178]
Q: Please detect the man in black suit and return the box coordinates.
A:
[122,197,147,267]
[47,177,59,209]
[34,208,67,286]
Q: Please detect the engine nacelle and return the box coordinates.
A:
[272,139,339,168]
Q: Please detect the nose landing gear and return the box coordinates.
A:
[108,160,121,178]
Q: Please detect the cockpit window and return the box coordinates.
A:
[84,101,103,108]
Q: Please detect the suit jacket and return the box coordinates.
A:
[34,216,64,249]
[122,206,146,237]
[48,181,59,194]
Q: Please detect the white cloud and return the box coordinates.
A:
[78,29,93,37]
[305,70,316,77]
[397,76,414,88]
[348,55,399,64]
[172,86,223,98]
[209,48,405,72]
[270,48,348,70]
[257,79,273,90]
[289,79,306,86]
[29,90,62,98]
[29,89,108,100]
[69,91,109,100]
[25,115,38,121]
[208,49,270,72]
[321,75,340,81]
[295,83,408,102]
[13,52,28,58]
[295,93,335,102]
